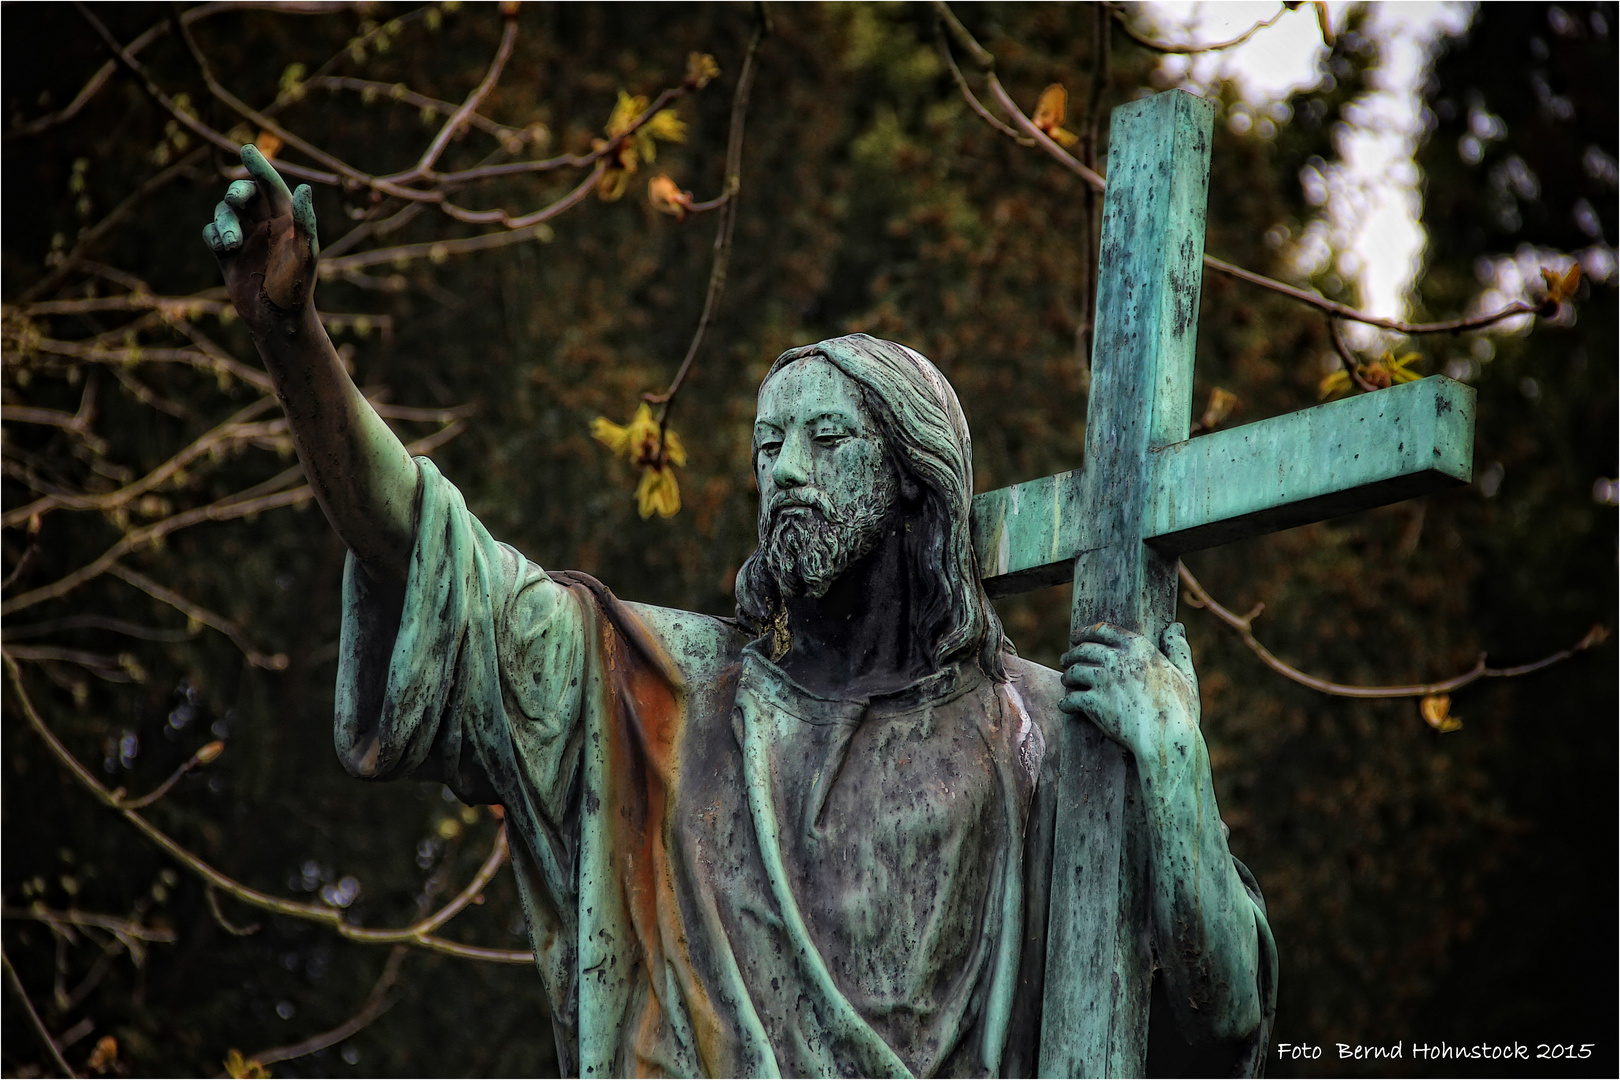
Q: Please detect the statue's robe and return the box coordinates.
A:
[337,460,1275,1078]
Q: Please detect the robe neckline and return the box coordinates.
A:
[738,638,988,724]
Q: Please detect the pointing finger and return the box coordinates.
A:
[212,202,243,252]
[223,179,259,210]
[240,144,294,215]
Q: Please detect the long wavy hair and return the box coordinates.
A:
[735,334,1008,680]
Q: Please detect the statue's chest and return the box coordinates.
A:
[739,671,1010,1005]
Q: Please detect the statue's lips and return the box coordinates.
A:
[767,498,832,524]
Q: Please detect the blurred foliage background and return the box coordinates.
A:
[2,2,1613,1077]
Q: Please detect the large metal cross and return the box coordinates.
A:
[967,90,1475,1077]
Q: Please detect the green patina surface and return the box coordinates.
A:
[971,376,1477,586]
[1145,375,1475,554]
[970,89,1476,1078]
[1038,88,1215,1080]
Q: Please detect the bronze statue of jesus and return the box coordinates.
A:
[204,146,1273,1078]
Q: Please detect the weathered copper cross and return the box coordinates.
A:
[967,89,1476,1077]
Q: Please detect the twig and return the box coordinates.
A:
[2,3,341,142]
[251,946,409,1067]
[1203,254,1542,335]
[652,8,771,447]
[1,906,178,944]
[404,15,520,179]
[322,224,558,273]
[1179,563,1608,699]
[2,947,77,1078]
[109,563,288,670]
[1107,1,1288,55]
[933,21,1033,145]
[14,334,271,392]
[1,646,134,683]
[1328,317,1379,392]
[4,654,532,963]
[984,73,1108,191]
[2,396,281,528]
[111,739,226,810]
[2,615,193,644]
[305,76,525,142]
[87,0,699,221]
[933,3,1547,338]
[2,525,43,591]
[2,425,462,617]
[18,147,209,304]
[204,886,260,936]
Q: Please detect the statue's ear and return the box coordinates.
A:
[900,473,921,502]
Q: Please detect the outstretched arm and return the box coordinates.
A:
[204,147,418,584]
[1059,622,1265,1044]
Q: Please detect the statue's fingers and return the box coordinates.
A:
[1058,689,1092,716]
[1060,665,1096,691]
[1161,622,1198,687]
[240,144,294,214]
[1059,641,1110,671]
[223,179,259,210]
[1073,621,1128,648]
[212,202,244,252]
[292,184,320,258]
[202,221,223,253]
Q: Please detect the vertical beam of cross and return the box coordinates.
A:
[1037,89,1213,1079]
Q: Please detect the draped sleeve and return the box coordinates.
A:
[332,456,594,1045]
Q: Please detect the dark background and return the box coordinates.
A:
[3,3,1614,1076]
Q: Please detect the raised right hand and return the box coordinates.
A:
[202,146,320,337]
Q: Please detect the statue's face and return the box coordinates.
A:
[753,358,900,598]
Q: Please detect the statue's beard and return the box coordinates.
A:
[759,478,897,600]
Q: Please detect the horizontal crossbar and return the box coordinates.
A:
[971,377,1475,596]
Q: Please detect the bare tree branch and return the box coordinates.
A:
[1328,317,1380,392]
[4,653,533,964]
[2,423,462,617]
[1179,563,1609,699]
[1107,1,1289,55]
[2,907,179,945]
[652,9,771,447]
[403,15,520,179]
[250,946,408,1068]
[2,947,77,1078]
[112,739,227,809]
[932,2,1548,339]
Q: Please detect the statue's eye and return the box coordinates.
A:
[756,439,782,459]
[813,433,849,447]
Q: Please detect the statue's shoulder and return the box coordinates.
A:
[1000,652,1066,734]
[624,600,752,679]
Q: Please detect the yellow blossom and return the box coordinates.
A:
[224,1050,271,1079]
[649,173,694,221]
[1318,351,1422,399]
[1540,263,1582,310]
[253,130,284,161]
[593,403,687,517]
[1317,368,1351,399]
[87,1036,118,1075]
[595,92,687,201]
[636,464,682,518]
[686,52,721,89]
[1420,694,1462,733]
[1031,84,1080,148]
[1196,387,1241,432]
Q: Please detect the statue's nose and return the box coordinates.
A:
[771,432,811,489]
